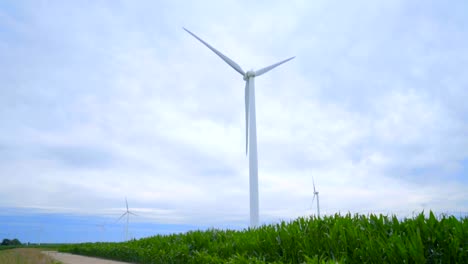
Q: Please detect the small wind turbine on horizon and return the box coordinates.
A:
[96,223,106,232]
[116,197,137,241]
[96,222,107,241]
[96,223,106,231]
[184,27,295,228]
[36,225,44,245]
[311,177,320,218]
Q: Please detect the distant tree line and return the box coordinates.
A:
[1,238,21,246]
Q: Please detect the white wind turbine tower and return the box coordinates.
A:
[311,177,320,218]
[184,28,294,227]
[116,198,137,241]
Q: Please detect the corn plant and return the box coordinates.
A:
[59,211,468,263]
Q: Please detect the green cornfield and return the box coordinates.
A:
[59,212,468,263]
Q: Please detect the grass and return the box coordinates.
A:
[0,245,18,251]
[59,211,467,263]
[0,248,61,264]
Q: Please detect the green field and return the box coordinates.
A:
[59,212,467,263]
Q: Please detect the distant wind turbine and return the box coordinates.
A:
[116,198,137,241]
[96,223,106,231]
[37,225,44,245]
[311,177,320,218]
[96,222,107,242]
[184,27,295,227]
[96,223,106,232]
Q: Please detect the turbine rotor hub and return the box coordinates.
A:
[244,70,256,80]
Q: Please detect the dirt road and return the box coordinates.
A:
[42,251,133,264]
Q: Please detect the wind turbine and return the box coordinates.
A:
[96,223,106,231]
[37,225,44,245]
[95,222,107,241]
[311,177,320,218]
[116,197,137,241]
[184,28,294,227]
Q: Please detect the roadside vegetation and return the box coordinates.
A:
[0,248,60,264]
[2,238,22,247]
[59,211,467,263]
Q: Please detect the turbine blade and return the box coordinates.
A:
[245,81,249,155]
[183,27,245,76]
[126,198,129,212]
[129,211,138,216]
[311,195,316,207]
[255,56,295,77]
[313,178,316,193]
[116,212,127,222]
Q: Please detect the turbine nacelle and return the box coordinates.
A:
[243,70,256,80]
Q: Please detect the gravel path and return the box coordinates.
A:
[42,251,133,264]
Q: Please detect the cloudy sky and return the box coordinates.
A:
[1,0,467,243]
